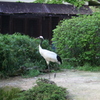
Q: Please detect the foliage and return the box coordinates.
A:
[0,86,21,100]
[65,0,90,7]
[52,12,100,67]
[90,6,100,12]
[13,78,68,100]
[0,33,51,78]
[0,79,68,100]
[33,0,64,4]
[22,69,40,78]
[16,1,24,3]
[33,0,90,7]
[77,63,100,71]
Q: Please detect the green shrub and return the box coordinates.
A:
[22,69,40,78]
[0,33,51,78]
[0,79,69,100]
[77,63,100,71]
[0,86,21,100]
[13,78,68,100]
[52,13,100,66]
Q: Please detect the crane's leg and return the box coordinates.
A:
[54,63,59,78]
[54,63,57,78]
[48,64,50,79]
[46,61,50,79]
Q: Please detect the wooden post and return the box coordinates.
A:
[0,16,2,33]
[39,17,42,36]
[9,16,13,34]
[24,18,28,35]
[49,16,52,42]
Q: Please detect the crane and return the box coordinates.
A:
[37,36,62,79]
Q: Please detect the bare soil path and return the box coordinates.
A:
[0,70,100,100]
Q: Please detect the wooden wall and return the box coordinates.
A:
[0,14,71,40]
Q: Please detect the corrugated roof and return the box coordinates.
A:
[0,2,92,14]
[47,4,92,14]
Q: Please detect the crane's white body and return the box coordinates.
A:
[39,45,60,65]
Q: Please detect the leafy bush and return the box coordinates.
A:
[0,79,69,100]
[0,33,51,78]
[78,63,100,71]
[0,86,21,100]
[33,0,86,6]
[52,13,100,66]
[33,0,63,4]
[22,69,40,78]
[13,78,68,100]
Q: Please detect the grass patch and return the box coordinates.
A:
[60,62,100,72]
[77,64,100,72]
[13,78,69,100]
[22,69,40,78]
[0,86,21,100]
[60,62,75,70]
[0,79,69,100]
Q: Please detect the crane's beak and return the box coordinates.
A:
[36,37,39,39]
[36,36,41,39]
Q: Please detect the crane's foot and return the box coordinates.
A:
[54,73,56,78]
[48,72,51,79]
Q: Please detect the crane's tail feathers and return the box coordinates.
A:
[57,55,62,64]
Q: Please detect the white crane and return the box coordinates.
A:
[37,36,62,79]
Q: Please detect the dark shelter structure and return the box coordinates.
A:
[0,2,92,40]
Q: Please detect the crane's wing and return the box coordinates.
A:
[40,49,58,62]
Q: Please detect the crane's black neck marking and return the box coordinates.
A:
[40,38,43,46]
[57,55,62,64]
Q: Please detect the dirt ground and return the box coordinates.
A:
[0,69,100,100]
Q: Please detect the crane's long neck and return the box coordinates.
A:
[39,38,43,51]
[39,44,42,52]
[40,38,43,46]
